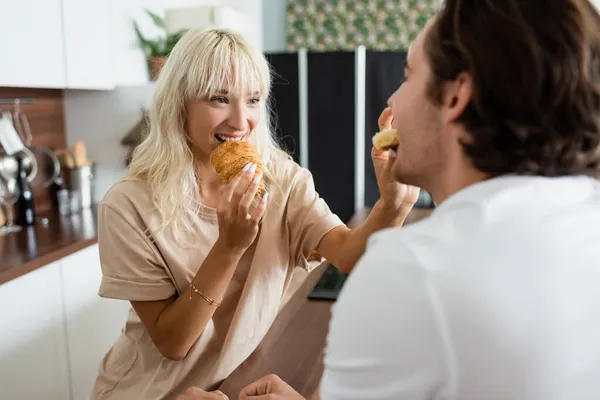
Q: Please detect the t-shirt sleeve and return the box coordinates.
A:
[287,168,344,271]
[97,203,177,301]
[319,234,451,399]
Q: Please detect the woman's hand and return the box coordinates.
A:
[239,374,306,400]
[177,388,228,400]
[372,107,420,214]
[216,162,268,254]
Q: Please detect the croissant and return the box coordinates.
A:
[210,141,265,195]
[372,128,399,151]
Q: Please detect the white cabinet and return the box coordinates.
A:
[62,0,116,89]
[0,260,71,400]
[0,245,131,400]
[0,0,116,89]
[0,0,66,88]
[61,244,130,400]
[0,0,265,89]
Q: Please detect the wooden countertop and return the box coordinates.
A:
[218,207,433,398]
[0,206,98,285]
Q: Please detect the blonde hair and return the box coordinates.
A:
[126,28,288,243]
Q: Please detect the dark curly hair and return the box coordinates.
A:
[425,0,600,177]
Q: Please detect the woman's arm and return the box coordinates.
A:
[131,241,243,360]
[316,200,413,274]
[132,163,267,360]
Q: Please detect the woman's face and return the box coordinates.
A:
[185,87,262,163]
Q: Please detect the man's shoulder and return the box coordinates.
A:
[346,223,430,292]
[365,213,439,258]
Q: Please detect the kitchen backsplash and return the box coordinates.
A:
[0,87,66,214]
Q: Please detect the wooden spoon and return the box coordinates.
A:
[72,141,89,167]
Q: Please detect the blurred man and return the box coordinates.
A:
[182,0,600,398]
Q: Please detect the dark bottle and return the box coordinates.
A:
[14,152,36,226]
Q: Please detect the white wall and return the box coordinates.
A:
[112,0,262,86]
[167,0,263,49]
[64,85,156,200]
[262,0,287,53]
[111,0,165,86]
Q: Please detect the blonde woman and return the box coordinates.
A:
[91,28,419,399]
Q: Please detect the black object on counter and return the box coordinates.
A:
[14,152,36,226]
[308,264,348,301]
[49,176,65,210]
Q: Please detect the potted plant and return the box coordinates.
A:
[133,9,187,80]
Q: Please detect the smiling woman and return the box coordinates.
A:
[90,27,419,400]
[128,28,280,240]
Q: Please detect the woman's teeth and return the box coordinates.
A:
[216,134,244,142]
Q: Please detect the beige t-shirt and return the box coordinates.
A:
[91,157,343,400]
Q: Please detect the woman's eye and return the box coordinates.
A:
[248,98,261,105]
[210,97,228,104]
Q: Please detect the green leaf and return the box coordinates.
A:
[147,41,162,56]
[145,9,165,29]
[133,21,146,43]
[133,21,153,56]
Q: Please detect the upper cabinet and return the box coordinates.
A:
[62,0,115,90]
[0,0,67,89]
[0,0,116,90]
[0,0,265,90]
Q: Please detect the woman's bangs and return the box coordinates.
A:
[186,41,266,99]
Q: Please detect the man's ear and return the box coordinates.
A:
[441,72,473,123]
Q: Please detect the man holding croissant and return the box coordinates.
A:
[182,0,600,399]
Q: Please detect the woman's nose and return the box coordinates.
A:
[227,104,248,132]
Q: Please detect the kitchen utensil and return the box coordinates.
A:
[0,147,38,183]
[67,164,95,209]
[28,145,61,190]
[69,189,80,213]
[13,151,36,226]
[0,177,22,235]
[56,188,70,215]
[56,148,75,169]
[72,140,91,167]
[0,111,26,155]
[14,109,33,147]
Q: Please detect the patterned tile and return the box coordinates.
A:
[287,0,439,51]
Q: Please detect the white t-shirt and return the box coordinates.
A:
[321,175,600,400]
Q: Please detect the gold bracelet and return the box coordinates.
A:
[189,282,221,306]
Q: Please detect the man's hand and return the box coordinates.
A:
[176,387,229,400]
[239,375,307,400]
[373,107,420,214]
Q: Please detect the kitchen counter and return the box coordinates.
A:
[0,206,98,285]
